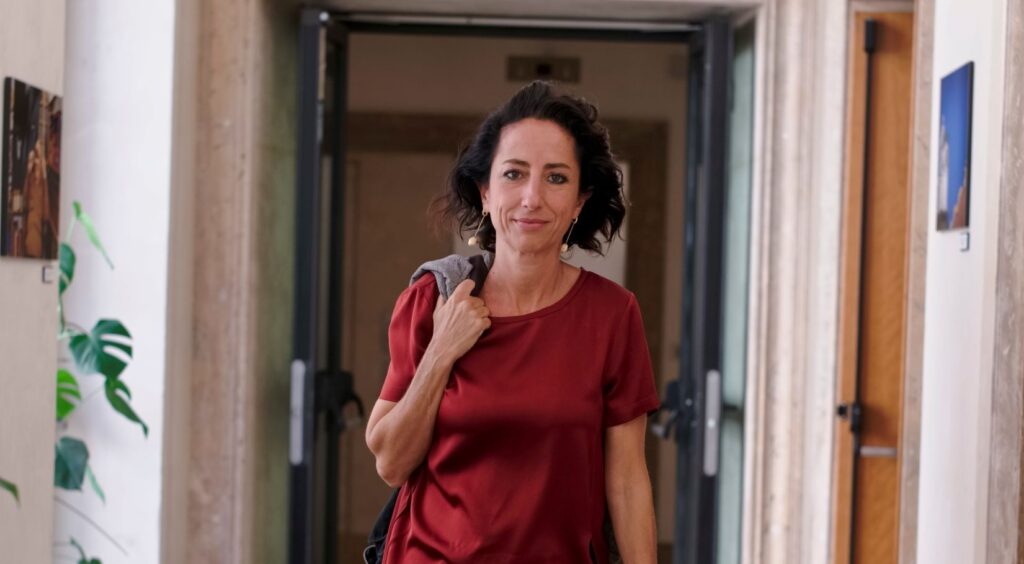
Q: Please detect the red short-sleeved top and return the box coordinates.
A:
[378,267,660,564]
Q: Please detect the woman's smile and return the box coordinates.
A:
[512,218,550,231]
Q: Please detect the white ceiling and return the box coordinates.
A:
[311,0,759,23]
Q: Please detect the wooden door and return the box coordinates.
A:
[832,11,914,564]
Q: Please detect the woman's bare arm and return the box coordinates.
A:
[365,279,490,487]
[605,414,657,564]
[364,346,455,487]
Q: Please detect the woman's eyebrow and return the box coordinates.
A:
[501,158,572,169]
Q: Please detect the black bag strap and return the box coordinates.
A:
[466,253,490,298]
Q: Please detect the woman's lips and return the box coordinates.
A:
[513,219,549,231]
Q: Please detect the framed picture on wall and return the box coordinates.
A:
[935,62,973,231]
[2,77,62,259]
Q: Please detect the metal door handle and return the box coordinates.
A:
[703,369,721,476]
[859,445,898,458]
[290,359,306,465]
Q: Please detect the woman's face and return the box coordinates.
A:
[480,118,590,257]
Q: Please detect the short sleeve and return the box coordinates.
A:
[379,276,437,402]
[602,294,661,427]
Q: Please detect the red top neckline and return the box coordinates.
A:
[488,267,590,323]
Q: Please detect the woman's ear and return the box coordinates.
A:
[575,186,593,215]
[479,183,490,210]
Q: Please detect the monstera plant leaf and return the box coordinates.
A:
[58,243,76,333]
[59,243,76,295]
[53,436,105,501]
[57,369,82,421]
[0,476,18,505]
[72,201,113,269]
[104,378,148,437]
[68,319,132,379]
[54,437,89,491]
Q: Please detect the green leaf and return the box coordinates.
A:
[57,369,82,421]
[104,378,148,437]
[59,242,76,295]
[0,476,19,505]
[69,537,102,563]
[85,465,105,504]
[55,437,89,491]
[68,319,132,379]
[72,201,113,269]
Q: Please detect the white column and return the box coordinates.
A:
[53,2,177,562]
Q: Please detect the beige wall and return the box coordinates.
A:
[0,0,64,561]
[915,0,1008,561]
[348,32,688,543]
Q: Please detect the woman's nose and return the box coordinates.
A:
[521,175,542,208]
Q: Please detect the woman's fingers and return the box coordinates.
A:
[435,280,478,314]
[451,279,476,299]
[427,278,492,360]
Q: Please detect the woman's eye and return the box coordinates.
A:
[503,170,522,180]
[548,173,568,184]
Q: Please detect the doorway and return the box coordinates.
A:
[289,10,757,564]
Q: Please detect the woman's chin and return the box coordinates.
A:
[496,238,558,257]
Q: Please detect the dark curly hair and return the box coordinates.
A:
[433,80,626,255]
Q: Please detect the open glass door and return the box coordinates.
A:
[665,16,755,564]
[290,9,362,564]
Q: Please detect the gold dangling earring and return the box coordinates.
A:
[561,216,578,253]
[468,211,488,247]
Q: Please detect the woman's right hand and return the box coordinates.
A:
[428,279,491,363]
[366,279,491,487]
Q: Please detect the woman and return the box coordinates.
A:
[365,80,660,564]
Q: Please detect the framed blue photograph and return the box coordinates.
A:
[936,62,973,231]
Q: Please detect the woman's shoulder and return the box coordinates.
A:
[577,268,637,313]
[409,272,439,293]
[393,272,440,311]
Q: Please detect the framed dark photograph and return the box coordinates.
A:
[935,62,973,231]
[2,77,62,259]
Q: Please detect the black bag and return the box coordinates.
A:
[362,488,398,564]
[363,255,621,563]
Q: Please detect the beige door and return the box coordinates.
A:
[337,151,454,563]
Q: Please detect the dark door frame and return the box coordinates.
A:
[676,18,733,564]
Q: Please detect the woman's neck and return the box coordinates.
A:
[484,247,577,316]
